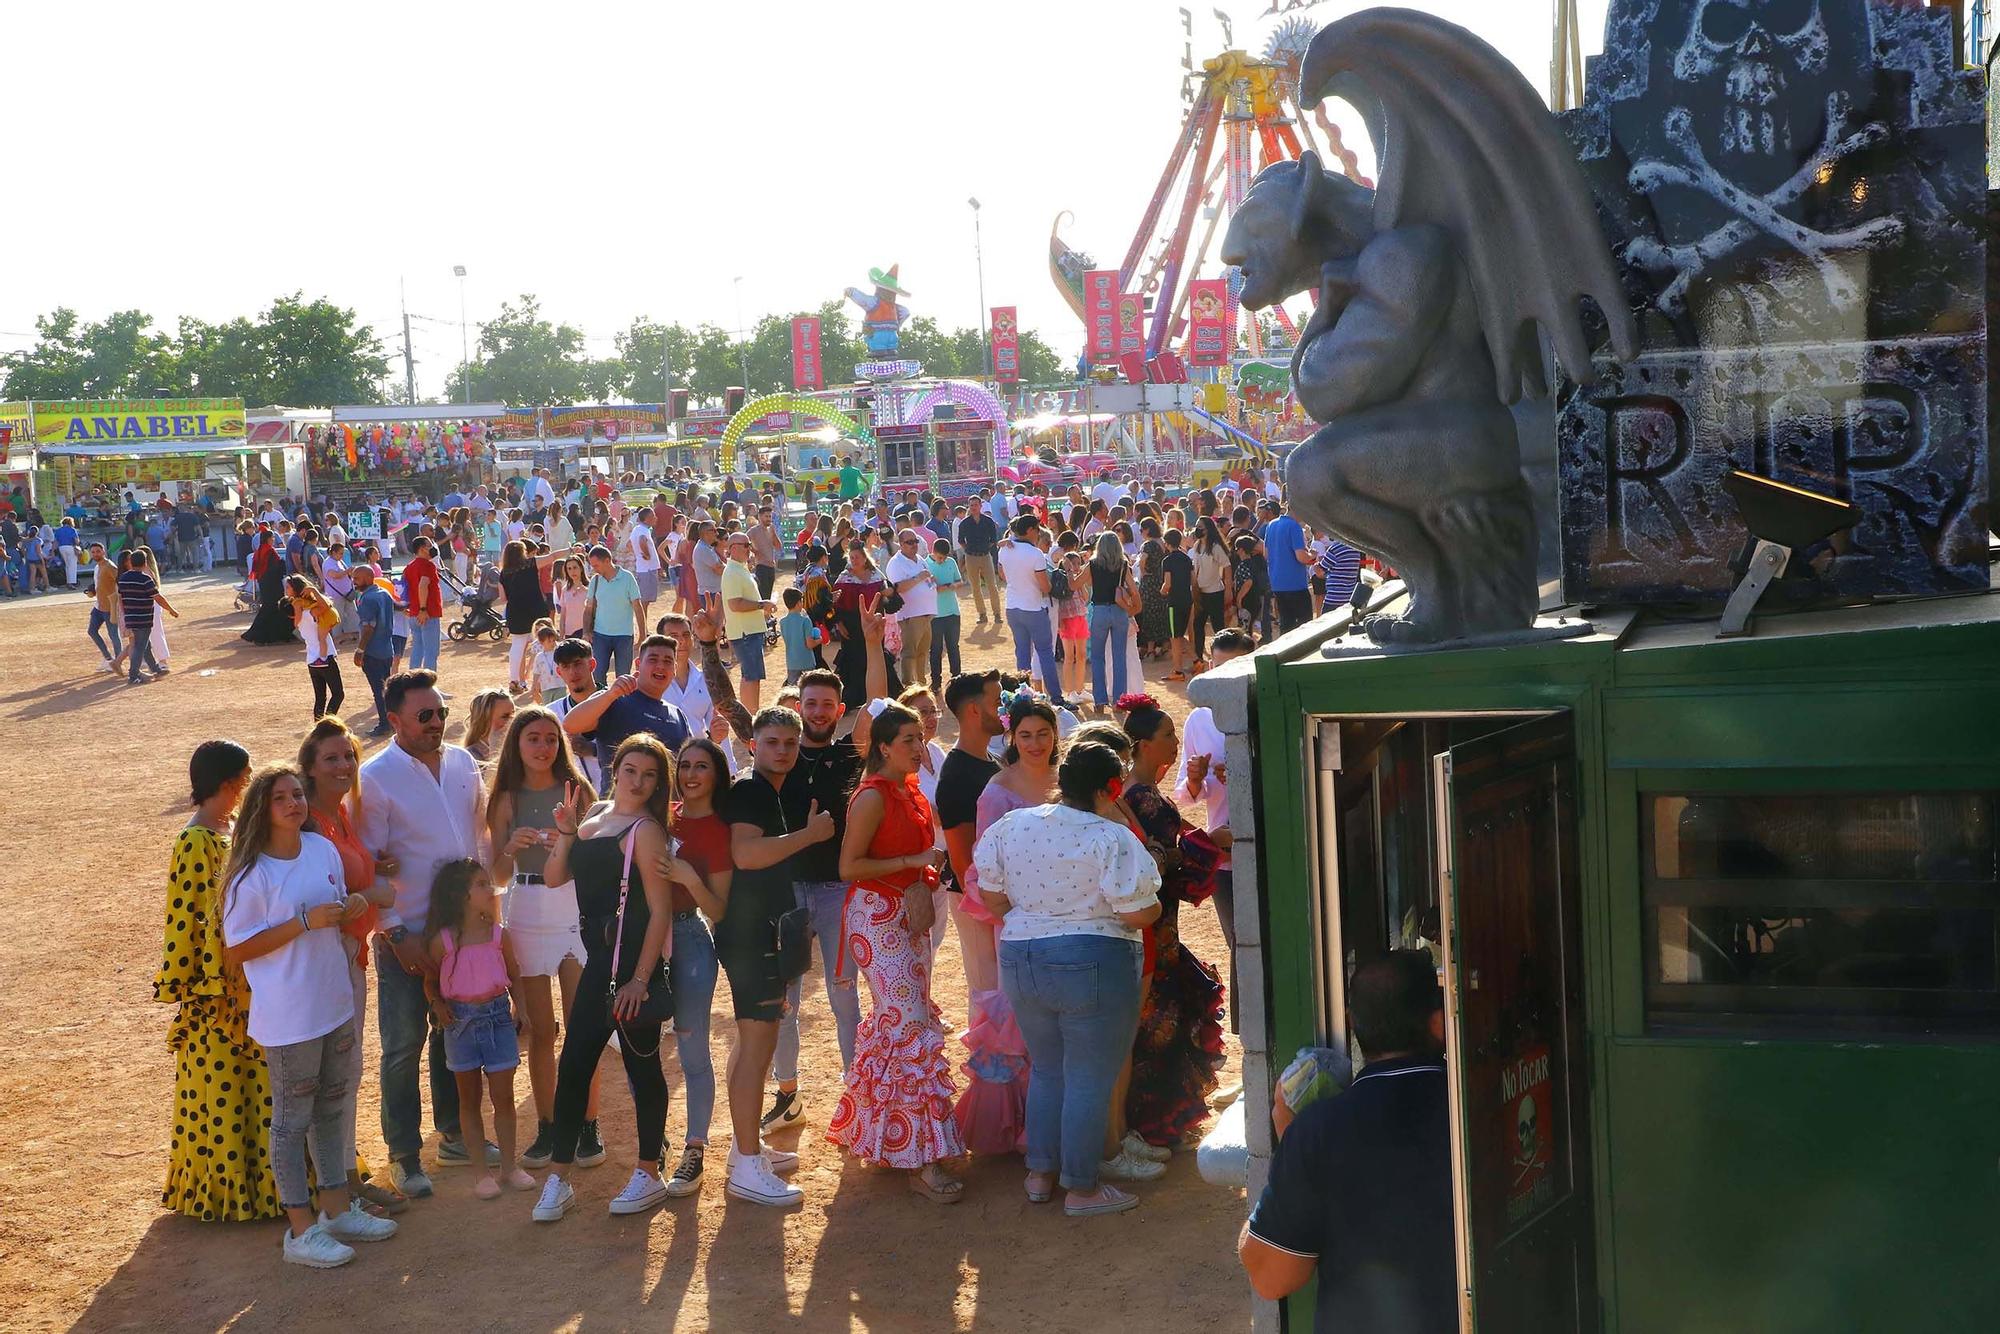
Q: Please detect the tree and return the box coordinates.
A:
[247,293,389,405]
[0,307,177,399]
[1014,328,1069,385]
[445,295,621,405]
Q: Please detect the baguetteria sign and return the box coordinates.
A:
[36,398,246,445]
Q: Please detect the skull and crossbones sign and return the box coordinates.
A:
[1625,96,1899,315]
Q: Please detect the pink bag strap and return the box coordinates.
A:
[608,821,669,984]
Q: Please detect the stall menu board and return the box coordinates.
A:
[91,456,205,485]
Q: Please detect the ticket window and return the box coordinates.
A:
[1644,790,2000,1038]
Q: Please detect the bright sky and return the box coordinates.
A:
[7,0,1607,398]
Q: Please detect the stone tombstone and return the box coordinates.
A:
[1558,0,1988,604]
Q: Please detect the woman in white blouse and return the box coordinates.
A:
[972,741,1162,1218]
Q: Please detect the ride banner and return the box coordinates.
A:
[1187,278,1230,366]
[1084,269,1120,362]
[1115,294,1146,357]
[791,317,824,390]
[990,307,1020,383]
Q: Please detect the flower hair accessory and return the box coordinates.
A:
[1114,692,1162,714]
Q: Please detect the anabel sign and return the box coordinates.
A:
[33,398,246,446]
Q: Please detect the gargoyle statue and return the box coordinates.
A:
[1221,7,1637,644]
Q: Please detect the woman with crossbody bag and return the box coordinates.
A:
[531,733,708,1223]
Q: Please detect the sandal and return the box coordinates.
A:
[1024,1171,1055,1204]
[909,1165,965,1205]
[354,1179,409,1214]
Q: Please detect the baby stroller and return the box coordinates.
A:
[442,565,506,642]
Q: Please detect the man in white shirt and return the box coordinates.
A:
[885,526,939,693]
[468,486,494,517]
[523,467,556,510]
[997,514,1065,702]
[1091,472,1124,511]
[1178,627,1253,1032]
[628,513,661,628]
[359,668,490,1195]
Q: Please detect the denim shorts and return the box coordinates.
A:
[443,994,520,1073]
[734,631,767,682]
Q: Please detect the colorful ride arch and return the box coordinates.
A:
[719,393,874,473]
[896,379,1010,427]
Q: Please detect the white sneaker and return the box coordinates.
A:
[282,1221,355,1268]
[608,1167,670,1216]
[1098,1149,1168,1182]
[322,1201,398,1242]
[1123,1131,1172,1163]
[763,1147,800,1176]
[531,1174,574,1223]
[725,1146,804,1207]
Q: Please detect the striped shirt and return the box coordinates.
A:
[117,569,159,628]
[1317,539,1364,611]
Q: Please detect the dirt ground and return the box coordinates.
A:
[0,570,1249,1334]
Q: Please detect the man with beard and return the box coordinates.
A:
[559,633,693,759]
[360,669,492,1196]
[695,601,885,1132]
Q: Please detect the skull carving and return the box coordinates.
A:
[1516,1092,1540,1161]
[1673,0,1831,158]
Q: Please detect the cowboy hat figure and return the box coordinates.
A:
[846,263,912,357]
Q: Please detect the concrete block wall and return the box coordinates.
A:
[1187,584,1406,1334]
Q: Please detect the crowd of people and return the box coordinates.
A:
[142,460,1380,1277]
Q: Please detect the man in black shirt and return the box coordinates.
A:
[1241,951,1454,1333]
[1161,527,1195,681]
[956,496,1002,625]
[936,669,1002,908]
[719,704,832,1207]
[699,605,885,1131]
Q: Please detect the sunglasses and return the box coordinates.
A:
[417,706,451,724]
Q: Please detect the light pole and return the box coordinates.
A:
[732,275,749,390]
[452,265,469,404]
[969,197,990,379]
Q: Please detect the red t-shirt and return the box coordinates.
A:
[403,555,443,617]
[672,806,733,916]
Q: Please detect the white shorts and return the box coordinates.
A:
[501,877,586,978]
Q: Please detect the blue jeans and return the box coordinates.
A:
[1005,607,1062,697]
[1087,603,1130,707]
[373,937,462,1166]
[773,880,862,1083]
[591,631,633,685]
[407,616,442,671]
[361,653,394,728]
[670,914,719,1144]
[87,608,122,661]
[1000,933,1144,1190]
[126,625,160,683]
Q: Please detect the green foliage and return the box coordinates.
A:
[1,291,1082,409]
[443,295,620,405]
[0,296,388,405]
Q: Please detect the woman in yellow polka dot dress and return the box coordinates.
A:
[154,740,283,1221]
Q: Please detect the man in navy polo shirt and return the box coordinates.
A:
[1240,950,1454,1333]
[560,632,692,760]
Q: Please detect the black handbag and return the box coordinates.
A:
[775,905,813,983]
[607,825,674,1055]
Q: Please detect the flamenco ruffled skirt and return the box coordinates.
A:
[827,889,966,1169]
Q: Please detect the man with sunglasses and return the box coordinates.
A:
[360,668,492,1196]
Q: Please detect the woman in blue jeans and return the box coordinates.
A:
[973,741,1162,1217]
[1085,533,1137,709]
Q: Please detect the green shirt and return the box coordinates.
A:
[589,568,641,636]
[837,465,865,499]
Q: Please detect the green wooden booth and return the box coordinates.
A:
[1208,589,2000,1334]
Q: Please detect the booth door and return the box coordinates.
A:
[1432,714,1597,1334]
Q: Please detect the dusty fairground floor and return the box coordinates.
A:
[2,572,1250,1334]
